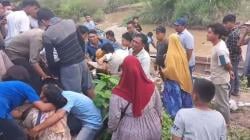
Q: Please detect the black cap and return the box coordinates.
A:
[155,26,166,33]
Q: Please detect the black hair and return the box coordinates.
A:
[122,32,132,42]
[37,8,55,22]
[1,0,11,7]
[22,0,40,8]
[134,33,148,46]
[106,30,115,38]
[127,20,135,27]
[147,32,153,37]
[193,78,215,103]
[133,16,139,20]
[223,14,236,23]
[2,65,31,84]
[101,43,114,53]
[77,25,89,47]
[88,29,97,35]
[42,84,67,109]
[208,23,227,39]
[42,77,64,89]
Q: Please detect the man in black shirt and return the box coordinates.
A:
[155,26,168,69]
[223,14,241,96]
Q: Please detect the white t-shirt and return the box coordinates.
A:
[5,10,31,45]
[171,108,227,140]
[210,40,231,85]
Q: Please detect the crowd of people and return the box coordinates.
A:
[0,0,249,140]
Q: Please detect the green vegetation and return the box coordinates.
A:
[162,112,173,140]
[141,0,242,26]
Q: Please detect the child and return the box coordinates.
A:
[171,78,227,140]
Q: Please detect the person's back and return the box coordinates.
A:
[5,28,44,62]
[5,10,30,44]
[0,81,39,119]
[172,108,226,140]
[61,91,102,130]
[44,19,84,66]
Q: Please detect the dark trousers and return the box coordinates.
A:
[230,60,240,94]
[12,58,42,94]
[248,76,250,87]
[0,119,27,140]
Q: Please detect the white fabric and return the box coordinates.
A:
[5,11,31,45]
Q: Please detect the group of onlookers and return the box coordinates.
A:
[0,0,250,140]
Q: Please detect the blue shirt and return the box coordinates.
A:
[0,81,39,119]
[62,91,103,129]
[86,38,112,61]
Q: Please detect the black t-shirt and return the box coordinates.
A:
[156,40,168,67]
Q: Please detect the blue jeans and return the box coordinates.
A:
[230,60,240,95]
[76,126,100,140]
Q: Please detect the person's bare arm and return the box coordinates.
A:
[224,63,234,80]
[33,101,56,112]
[239,27,250,46]
[29,109,66,137]
[172,135,182,140]
[32,63,49,80]
[186,49,193,61]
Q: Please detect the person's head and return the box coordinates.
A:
[22,0,40,18]
[207,23,227,43]
[88,29,99,45]
[147,32,153,37]
[105,30,115,42]
[132,33,148,54]
[37,8,55,28]
[77,25,89,41]
[41,84,67,109]
[127,20,136,33]
[2,1,11,12]
[193,78,215,105]
[122,32,132,47]
[85,15,91,22]
[2,65,31,84]
[133,16,139,24]
[223,14,236,30]
[0,3,5,16]
[174,18,187,33]
[155,25,166,41]
[101,42,114,54]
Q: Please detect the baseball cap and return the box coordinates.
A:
[174,18,188,26]
[155,26,166,33]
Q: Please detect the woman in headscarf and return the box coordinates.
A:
[108,56,162,140]
[161,34,193,119]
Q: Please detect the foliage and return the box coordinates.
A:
[104,0,141,13]
[93,73,119,140]
[228,125,250,140]
[141,0,241,26]
[162,112,173,140]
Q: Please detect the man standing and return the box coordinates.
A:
[207,23,233,124]
[130,33,151,78]
[223,14,241,96]
[174,18,195,74]
[155,26,168,69]
[127,20,138,38]
[84,15,96,30]
[5,0,40,45]
[133,16,142,32]
[37,8,94,98]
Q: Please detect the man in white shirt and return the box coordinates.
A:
[5,0,40,45]
[130,33,151,78]
[84,15,96,30]
[207,23,234,124]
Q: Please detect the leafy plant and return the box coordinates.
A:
[162,112,173,140]
[93,73,119,140]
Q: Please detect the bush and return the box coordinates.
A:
[141,0,241,26]
[93,8,105,22]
